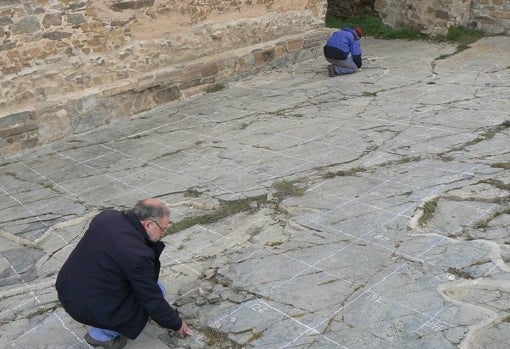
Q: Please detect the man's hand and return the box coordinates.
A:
[177,320,193,338]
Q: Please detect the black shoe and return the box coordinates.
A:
[84,333,127,349]
[328,65,336,77]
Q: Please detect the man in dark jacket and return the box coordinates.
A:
[56,198,192,349]
[323,26,363,76]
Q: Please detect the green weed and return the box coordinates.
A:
[323,167,365,178]
[491,162,510,170]
[419,198,439,226]
[206,83,225,93]
[447,267,474,279]
[473,220,488,230]
[398,156,421,164]
[272,179,307,201]
[167,195,267,234]
[184,187,201,197]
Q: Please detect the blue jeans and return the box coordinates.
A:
[88,281,166,341]
[326,56,358,75]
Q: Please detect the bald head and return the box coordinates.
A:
[132,198,170,222]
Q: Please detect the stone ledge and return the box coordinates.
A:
[0,29,333,158]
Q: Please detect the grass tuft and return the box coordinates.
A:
[419,198,439,226]
[167,195,267,234]
[272,179,307,201]
[447,267,474,279]
[206,83,225,93]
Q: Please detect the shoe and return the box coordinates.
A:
[328,65,336,77]
[84,333,127,349]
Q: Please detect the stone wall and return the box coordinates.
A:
[0,0,328,156]
[327,0,374,18]
[374,0,509,35]
[470,0,510,34]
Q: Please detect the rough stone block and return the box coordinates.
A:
[274,42,286,56]
[42,13,63,28]
[4,130,38,148]
[38,108,72,143]
[474,15,496,24]
[152,86,180,104]
[0,41,16,51]
[253,48,276,65]
[491,10,510,19]
[0,110,35,128]
[0,15,13,26]
[179,78,202,90]
[287,39,304,52]
[11,16,40,34]
[67,13,86,26]
[0,123,38,138]
[43,31,72,40]
[101,80,136,97]
[154,69,179,85]
[69,112,106,133]
[202,63,220,77]
[133,75,156,93]
[111,0,155,11]
[176,68,203,83]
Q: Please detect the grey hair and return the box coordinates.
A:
[132,198,169,221]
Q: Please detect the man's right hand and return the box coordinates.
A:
[177,320,193,338]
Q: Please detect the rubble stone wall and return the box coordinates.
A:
[469,0,510,34]
[326,0,374,18]
[374,0,510,36]
[0,0,328,156]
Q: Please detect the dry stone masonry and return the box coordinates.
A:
[0,0,328,156]
[374,0,510,36]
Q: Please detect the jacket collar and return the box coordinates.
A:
[343,27,360,40]
[124,210,165,251]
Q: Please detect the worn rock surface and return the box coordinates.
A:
[1,36,510,348]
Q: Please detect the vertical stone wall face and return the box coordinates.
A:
[1,0,326,108]
[470,0,510,34]
[327,0,375,18]
[374,0,509,35]
[374,0,473,35]
[0,0,328,156]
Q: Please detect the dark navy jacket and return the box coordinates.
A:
[56,210,182,339]
[323,27,363,68]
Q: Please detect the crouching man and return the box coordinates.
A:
[324,26,363,76]
[56,198,193,348]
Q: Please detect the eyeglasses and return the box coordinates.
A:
[151,220,166,233]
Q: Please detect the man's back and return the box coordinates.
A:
[55,209,179,339]
[326,29,355,53]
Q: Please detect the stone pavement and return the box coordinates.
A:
[1,36,510,349]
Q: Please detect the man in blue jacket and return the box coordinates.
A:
[323,26,363,76]
[56,198,193,349]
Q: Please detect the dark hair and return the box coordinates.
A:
[132,198,169,221]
